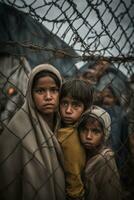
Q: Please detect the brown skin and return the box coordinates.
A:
[79,118,104,150]
[60,96,85,127]
[32,76,59,130]
[102,87,118,107]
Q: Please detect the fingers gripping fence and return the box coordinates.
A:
[0,0,134,200]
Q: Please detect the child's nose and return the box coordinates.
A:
[86,130,93,139]
[45,90,52,99]
[66,105,72,113]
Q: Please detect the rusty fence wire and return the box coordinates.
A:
[0,0,134,199]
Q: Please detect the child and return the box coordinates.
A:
[0,64,65,200]
[57,79,93,200]
[101,85,128,170]
[77,105,121,200]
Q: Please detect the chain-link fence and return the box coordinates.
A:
[0,0,134,200]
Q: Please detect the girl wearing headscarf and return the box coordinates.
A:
[77,105,121,200]
[0,64,65,200]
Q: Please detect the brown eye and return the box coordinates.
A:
[60,100,68,107]
[92,128,102,134]
[50,88,59,93]
[33,88,44,94]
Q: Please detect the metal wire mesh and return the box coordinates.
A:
[0,0,134,199]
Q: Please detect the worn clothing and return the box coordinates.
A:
[77,106,121,200]
[57,126,86,199]
[103,105,129,168]
[0,64,65,200]
[127,93,134,134]
[84,148,121,200]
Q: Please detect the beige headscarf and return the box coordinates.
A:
[0,64,65,200]
[27,63,62,108]
[78,105,111,141]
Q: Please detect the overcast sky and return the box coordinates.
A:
[1,0,134,75]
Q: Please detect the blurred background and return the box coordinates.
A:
[0,0,133,124]
[0,1,134,199]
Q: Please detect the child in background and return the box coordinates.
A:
[57,79,93,200]
[77,105,121,200]
[101,85,128,170]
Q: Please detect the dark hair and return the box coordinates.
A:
[32,71,61,89]
[60,79,93,110]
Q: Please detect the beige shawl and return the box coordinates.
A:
[0,64,65,200]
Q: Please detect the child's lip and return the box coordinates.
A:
[63,117,73,121]
[42,104,54,107]
[84,142,94,147]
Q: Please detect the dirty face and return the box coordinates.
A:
[79,118,104,150]
[102,87,117,107]
[60,96,84,126]
[32,76,59,116]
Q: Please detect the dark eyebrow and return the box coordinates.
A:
[34,86,59,89]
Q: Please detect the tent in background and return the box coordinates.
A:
[0,2,80,77]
